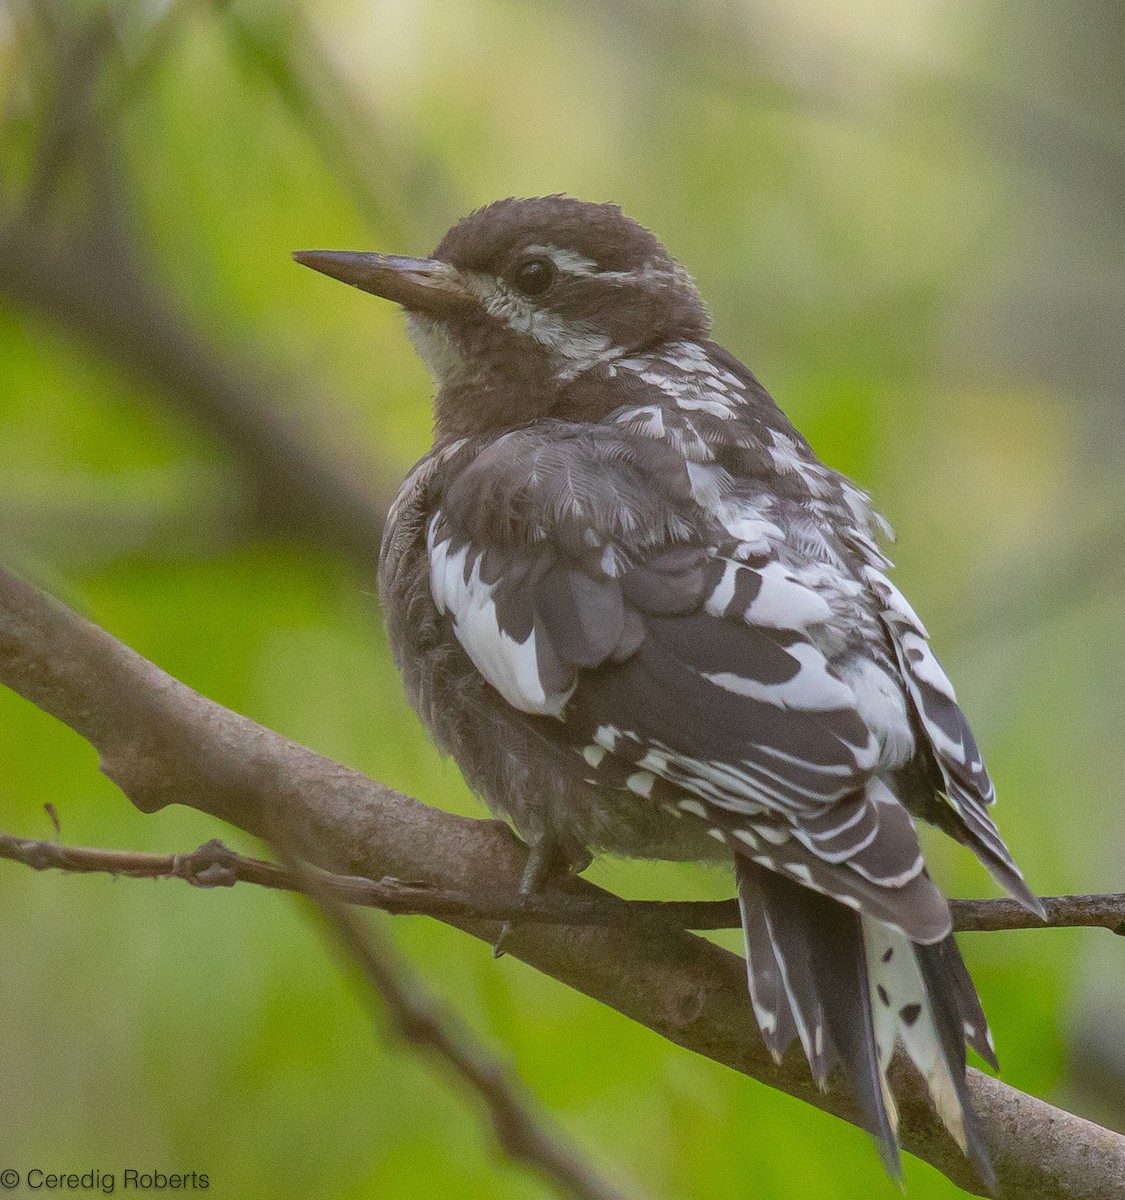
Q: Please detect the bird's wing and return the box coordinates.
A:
[428,423,950,941]
[864,567,1043,915]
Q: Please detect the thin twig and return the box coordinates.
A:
[2,831,1123,937]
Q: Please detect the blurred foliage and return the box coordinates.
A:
[1,0,1123,1195]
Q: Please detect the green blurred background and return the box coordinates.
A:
[1,1,1123,1195]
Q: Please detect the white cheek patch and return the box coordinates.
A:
[465,273,617,381]
[427,523,573,716]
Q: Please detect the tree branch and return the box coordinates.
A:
[0,7,395,568]
[282,838,636,1200]
[4,832,1124,938]
[0,560,1122,1198]
[0,230,393,561]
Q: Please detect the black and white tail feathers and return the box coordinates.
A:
[736,858,997,1190]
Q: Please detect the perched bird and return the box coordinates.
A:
[294,196,1043,1185]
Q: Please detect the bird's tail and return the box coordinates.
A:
[735,858,996,1190]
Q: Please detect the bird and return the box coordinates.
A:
[293,195,1043,1187]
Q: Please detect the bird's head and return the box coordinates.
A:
[294,196,710,439]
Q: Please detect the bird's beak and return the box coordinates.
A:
[291,250,470,315]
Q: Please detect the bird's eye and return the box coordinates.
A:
[510,257,556,297]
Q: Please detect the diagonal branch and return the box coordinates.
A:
[0,559,1123,1198]
[281,839,635,1200]
[0,231,393,562]
[0,6,396,567]
[3,832,1125,937]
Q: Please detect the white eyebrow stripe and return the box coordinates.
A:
[523,245,600,275]
[460,246,696,382]
[522,245,687,289]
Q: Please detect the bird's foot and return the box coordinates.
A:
[492,841,588,958]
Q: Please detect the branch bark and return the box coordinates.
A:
[0,560,1122,1199]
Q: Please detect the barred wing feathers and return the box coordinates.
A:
[427,425,949,938]
[567,615,950,943]
[865,568,1045,918]
[425,423,999,1179]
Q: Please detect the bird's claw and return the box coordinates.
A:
[492,920,514,958]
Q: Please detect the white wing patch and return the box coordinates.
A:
[895,628,987,771]
[868,559,1044,915]
[428,523,573,716]
[746,561,834,629]
[867,568,988,780]
[706,557,836,629]
[703,644,856,711]
[838,658,916,770]
[864,566,927,637]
